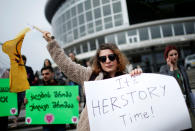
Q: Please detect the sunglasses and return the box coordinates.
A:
[98,54,117,63]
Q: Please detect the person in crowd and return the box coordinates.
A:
[1,68,9,78]
[32,71,41,85]
[85,57,94,68]
[25,66,66,131]
[22,55,35,85]
[40,66,66,131]
[67,52,82,109]
[43,59,52,68]
[43,58,66,85]
[0,69,10,131]
[144,57,152,73]
[12,55,35,127]
[126,61,133,73]
[159,45,191,96]
[42,31,142,131]
[40,66,58,86]
[159,45,195,130]
[68,52,80,64]
[85,60,91,67]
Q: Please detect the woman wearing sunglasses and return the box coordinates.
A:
[43,31,142,131]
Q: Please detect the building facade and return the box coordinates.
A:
[45,0,195,72]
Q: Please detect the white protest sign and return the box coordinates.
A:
[84,73,191,131]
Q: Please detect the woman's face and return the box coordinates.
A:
[45,60,50,67]
[99,49,118,77]
[167,49,178,64]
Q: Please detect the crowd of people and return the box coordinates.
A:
[0,54,79,131]
[0,30,194,131]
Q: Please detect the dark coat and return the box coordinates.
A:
[159,64,192,105]
[25,66,34,85]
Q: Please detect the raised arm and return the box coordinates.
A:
[43,31,92,86]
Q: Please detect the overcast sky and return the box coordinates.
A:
[0,0,54,73]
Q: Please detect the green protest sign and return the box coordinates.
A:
[0,92,18,116]
[0,79,9,92]
[25,86,79,124]
[0,79,18,117]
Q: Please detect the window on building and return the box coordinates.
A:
[89,39,96,50]
[185,22,195,34]
[85,0,92,11]
[113,2,121,13]
[150,26,161,39]
[78,3,84,14]
[82,43,88,53]
[98,36,105,46]
[173,23,184,36]
[86,11,93,22]
[94,8,101,19]
[67,31,73,42]
[80,25,86,36]
[134,37,137,42]
[106,34,115,43]
[114,14,123,26]
[117,32,126,45]
[63,34,67,43]
[66,10,71,20]
[129,38,132,43]
[87,22,94,33]
[72,17,78,27]
[139,28,149,41]
[128,30,136,36]
[96,26,103,32]
[76,44,81,54]
[67,21,72,31]
[73,29,78,39]
[102,0,110,4]
[103,5,111,16]
[65,48,72,55]
[62,13,66,23]
[162,24,172,37]
[96,20,103,31]
[62,24,66,33]
[71,7,76,17]
[104,17,113,29]
[93,0,100,8]
[79,14,85,25]
[70,47,74,54]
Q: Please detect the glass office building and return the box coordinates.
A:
[45,0,195,72]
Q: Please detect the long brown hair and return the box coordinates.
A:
[92,43,128,74]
